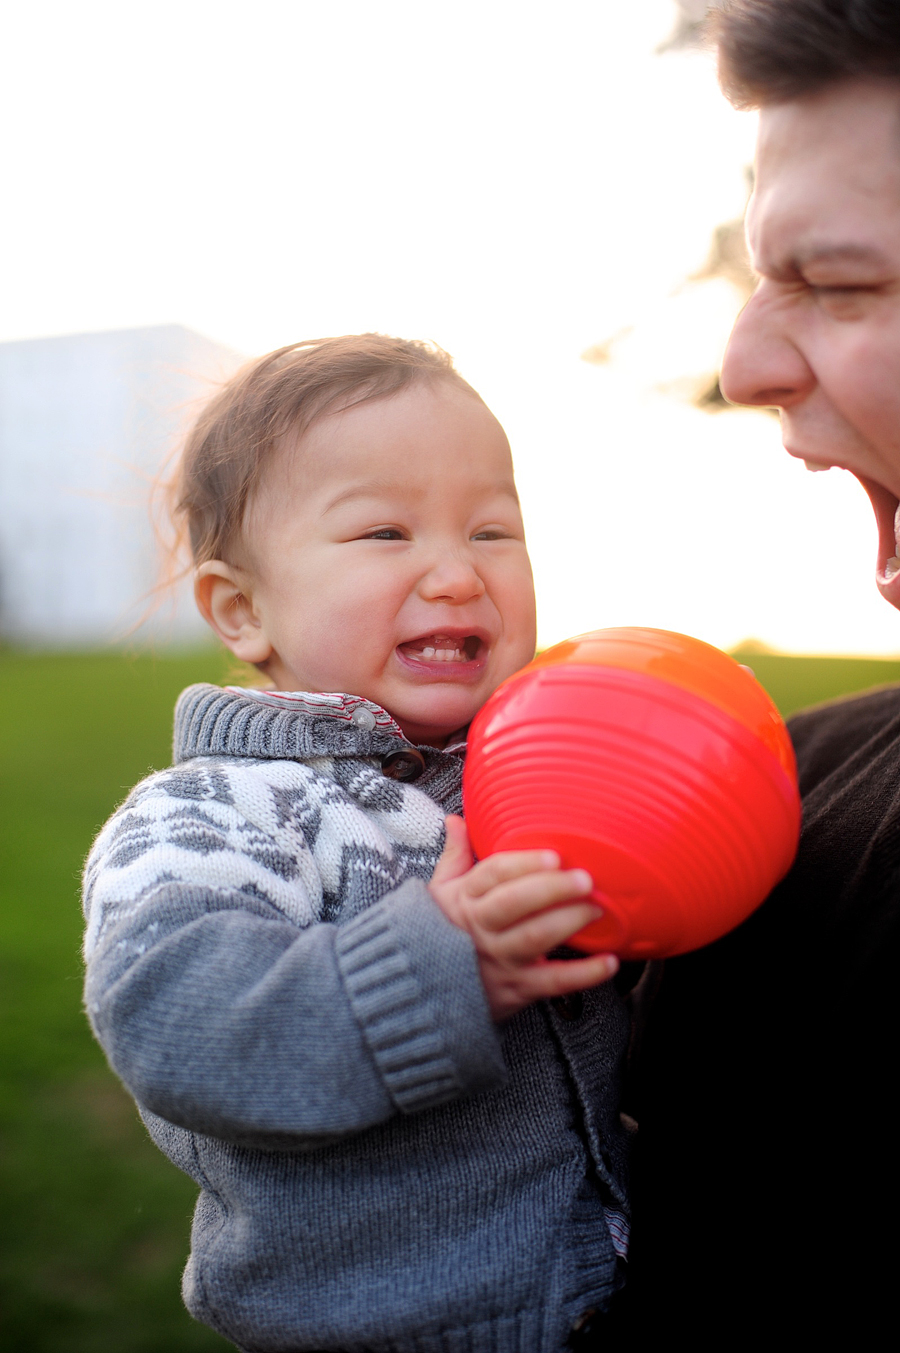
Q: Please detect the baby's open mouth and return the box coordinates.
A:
[397,633,482,664]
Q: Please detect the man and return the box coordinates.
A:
[627,2,900,1339]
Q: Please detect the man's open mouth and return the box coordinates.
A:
[858,477,900,594]
[886,501,900,581]
[397,633,484,665]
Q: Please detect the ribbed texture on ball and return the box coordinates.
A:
[465,658,800,960]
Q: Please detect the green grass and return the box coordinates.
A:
[729,644,900,718]
[0,648,237,1353]
[3,643,900,1350]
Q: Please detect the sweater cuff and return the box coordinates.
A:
[335,880,507,1114]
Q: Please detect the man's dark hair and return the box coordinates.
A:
[713,0,900,108]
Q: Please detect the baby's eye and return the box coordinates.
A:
[471,528,512,541]
[361,527,406,541]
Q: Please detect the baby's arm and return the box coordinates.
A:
[430,816,619,1022]
[82,771,505,1150]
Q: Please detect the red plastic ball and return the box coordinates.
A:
[463,627,801,959]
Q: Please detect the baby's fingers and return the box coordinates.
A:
[475,866,595,933]
[485,950,620,1022]
[464,849,564,897]
[492,899,606,963]
[523,952,620,1003]
[430,816,473,886]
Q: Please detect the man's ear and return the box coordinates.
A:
[194,561,273,665]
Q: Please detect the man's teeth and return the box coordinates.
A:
[888,506,900,579]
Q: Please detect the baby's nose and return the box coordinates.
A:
[419,554,486,602]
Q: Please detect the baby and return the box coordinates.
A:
[82,335,630,1353]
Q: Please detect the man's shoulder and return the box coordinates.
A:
[788,683,900,796]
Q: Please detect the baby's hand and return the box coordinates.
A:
[429,816,619,1022]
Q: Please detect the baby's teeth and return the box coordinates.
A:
[421,647,463,662]
[407,640,467,661]
[886,557,900,581]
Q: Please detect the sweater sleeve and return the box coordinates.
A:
[82,765,507,1150]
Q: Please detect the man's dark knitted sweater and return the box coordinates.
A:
[625,684,900,1340]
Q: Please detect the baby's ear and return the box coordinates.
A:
[194,562,273,665]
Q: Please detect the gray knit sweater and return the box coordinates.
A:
[82,684,630,1353]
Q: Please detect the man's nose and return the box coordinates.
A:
[419,551,486,602]
[720,283,814,410]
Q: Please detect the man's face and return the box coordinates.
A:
[720,81,900,608]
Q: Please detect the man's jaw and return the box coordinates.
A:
[858,476,900,607]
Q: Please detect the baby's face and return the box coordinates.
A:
[239,380,537,746]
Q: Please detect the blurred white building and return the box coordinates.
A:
[0,325,242,646]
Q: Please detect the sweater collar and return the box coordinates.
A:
[225,686,406,737]
[174,684,468,764]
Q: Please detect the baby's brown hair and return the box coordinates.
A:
[173,333,478,569]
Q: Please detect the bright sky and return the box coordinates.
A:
[3,0,899,655]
